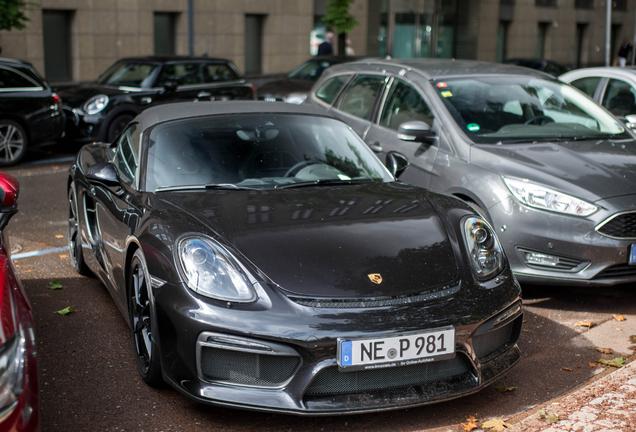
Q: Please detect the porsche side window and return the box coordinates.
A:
[602,78,636,117]
[338,75,385,120]
[315,74,351,105]
[380,80,434,130]
[570,77,601,98]
[115,124,140,184]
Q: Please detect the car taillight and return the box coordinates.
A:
[249,84,256,99]
[52,93,62,105]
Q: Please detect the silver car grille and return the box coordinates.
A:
[596,211,636,239]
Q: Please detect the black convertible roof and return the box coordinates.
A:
[135,101,333,130]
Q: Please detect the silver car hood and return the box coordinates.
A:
[472,139,636,202]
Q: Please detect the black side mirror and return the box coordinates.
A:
[162,80,178,93]
[86,162,124,196]
[386,151,410,179]
[397,121,437,144]
[0,172,19,231]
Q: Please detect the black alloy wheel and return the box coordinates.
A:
[106,114,134,143]
[68,183,92,276]
[128,249,163,387]
[0,120,28,166]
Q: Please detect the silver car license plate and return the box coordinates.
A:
[337,326,455,371]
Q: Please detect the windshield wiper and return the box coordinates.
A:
[156,183,263,192]
[275,179,375,189]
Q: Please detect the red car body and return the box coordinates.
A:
[0,172,38,432]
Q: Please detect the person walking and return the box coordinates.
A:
[617,38,633,67]
[317,32,334,56]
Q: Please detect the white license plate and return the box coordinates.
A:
[630,244,636,265]
[337,326,455,371]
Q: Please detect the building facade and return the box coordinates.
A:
[0,0,635,83]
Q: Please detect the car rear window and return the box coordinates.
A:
[0,67,41,89]
[315,74,351,105]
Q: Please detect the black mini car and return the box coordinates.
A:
[58,56,255,143]
[0,57,65,166]
[67,101,522,415]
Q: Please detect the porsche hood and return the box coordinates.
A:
[162,183,460,299]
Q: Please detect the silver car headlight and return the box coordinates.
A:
[285,93,307,104]
[176,236,256,302]
[83,94,109,115]
[503,177,598,217]
[463,217,505,281]
[0,329,26,414]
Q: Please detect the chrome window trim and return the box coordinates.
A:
[595,210,636,240]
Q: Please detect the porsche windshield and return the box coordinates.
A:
[97,61,159,88]
[433,76,628,144]
[146,114,393,191]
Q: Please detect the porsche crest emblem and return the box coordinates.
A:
[368,273,383,284]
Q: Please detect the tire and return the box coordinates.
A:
[106,114,134,143]
[68,183,93,276]
[0,119,28,166]
[128,249,164,387]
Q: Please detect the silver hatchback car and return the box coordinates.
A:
[305,59,636,287]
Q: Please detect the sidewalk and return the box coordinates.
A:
[507,358,636,432]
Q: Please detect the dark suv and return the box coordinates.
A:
[0,57,65,166]
[58,56,255,143]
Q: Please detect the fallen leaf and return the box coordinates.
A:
[53,166,59,169]
[461,415,479,431]
[24,270,31,273]
[588,347,613,354]
[561,367,572,372]
[47,279,64,290]
[597,357,625,368]
[55,234,64,238]
[589,363,597,367]
[482,418,511,431]
[55,305,74,315]
[59,254,68,258]
[538,409,559,423]
[495,386,517,393]
[613,314,626,322]
[574,320,596,329]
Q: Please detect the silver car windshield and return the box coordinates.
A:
[146,114,393,192]
[433,76,628,144]
[97,61,160,88]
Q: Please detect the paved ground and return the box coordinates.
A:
[4,149,636,431]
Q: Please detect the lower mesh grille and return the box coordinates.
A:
[473,323,514,359]
[594,264,636,280]
[305,355,471,396]
[200,346,299,386]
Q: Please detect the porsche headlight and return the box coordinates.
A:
[285,93,307,104]
[0,330,26,413]
[83,94,109,115]
[176,236,256,302]
[463,217,504,281]
[503,177,598,217]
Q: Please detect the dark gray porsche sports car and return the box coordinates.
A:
[67,101,522,415]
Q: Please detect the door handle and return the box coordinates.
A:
[368,142,383,153]
[197,91,212,98]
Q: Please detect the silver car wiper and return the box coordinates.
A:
[155,183,263,192]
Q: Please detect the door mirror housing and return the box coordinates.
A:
[162,80,179,93]
[625,114,636,129]
[397,121,438,144]
[0,172,19,231]
[386,151,410,179]
[86,162,125,195]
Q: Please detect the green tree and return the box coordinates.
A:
[322,0,358,56]
[0,0,33,31]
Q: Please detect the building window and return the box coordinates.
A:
[496,22,509,63]
[245,15,264,75]
[536,0,557,6]
[154,13,176,55]
[536,22,549,59]
[42,10,73,82]
[393,13,416,58]
[575,23,587,68]
[614,0,627,11]
[575,0,593,8]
